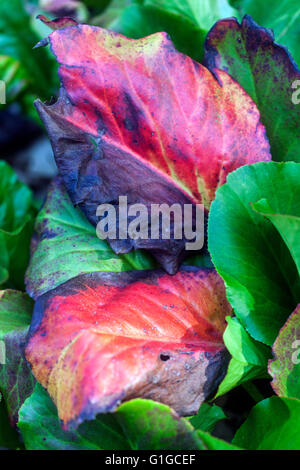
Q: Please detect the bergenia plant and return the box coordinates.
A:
[0,0,300,452]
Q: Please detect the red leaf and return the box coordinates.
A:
[37,14,78,31]
[25,267,231,429]
[35,25,271,273]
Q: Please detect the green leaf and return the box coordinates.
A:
[0,0,58,116]
[204,15,300,162]
[188,403,226,432]
[0,161,36,290]
[197,430,242,450]
[233,396,300,450]
[19,383,206,450]
[216,317,271,396]
[0,290,33,337]
[0,290,35,425]
[18,383,130,450]
[0,396,21,449]
[26,179,155,299]
[252,198,300,276]
[112,0,238,63]
[238,0,300,67]
[269,304,300,400]
[112,4,206,63]
[208,161,300,346]
[0,55,28,103]
[115,399,206,450]
[145,0,239,30]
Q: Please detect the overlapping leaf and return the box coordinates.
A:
[204,15,300,163]
[234,0,300,67]
[252,198,300,275]
[269,304,300,399]
[111,0,239,63]
[35,24,270,273]
[25,267,231,429]
[233,396,300,450]
[216,316,271,397]
[18,383,209,450]
[25,178,155,299]
[208,162,300,345]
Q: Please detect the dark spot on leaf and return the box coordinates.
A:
[160,354,170,361]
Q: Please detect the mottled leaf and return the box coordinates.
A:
[233,396,300,450]
[269,304,300,399]
[235,0,300,67]
[25,178,155,299]
[115,398,206,450]
[208,162,300,345]
[35,24,270,274]
[0,290,35,425]
[26,267,231,429]
[204,15,300,163]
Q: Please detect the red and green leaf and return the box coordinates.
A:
[25,267,231,429]
[204,15,300,163]
[35,24,270,273]
[25,178,155,300]
[269,304,300,399]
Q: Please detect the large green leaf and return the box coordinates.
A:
[26,179,156,299]
[208,162,300,345]
[216,317,271,396]
[204,15,300,162]
[233,396,300,450]
[269,304,300,400]
[18,383,206,450]
[112,0,238,63]
[145,0,239,29]
[0,290,35,425]
[0,161,36,290]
